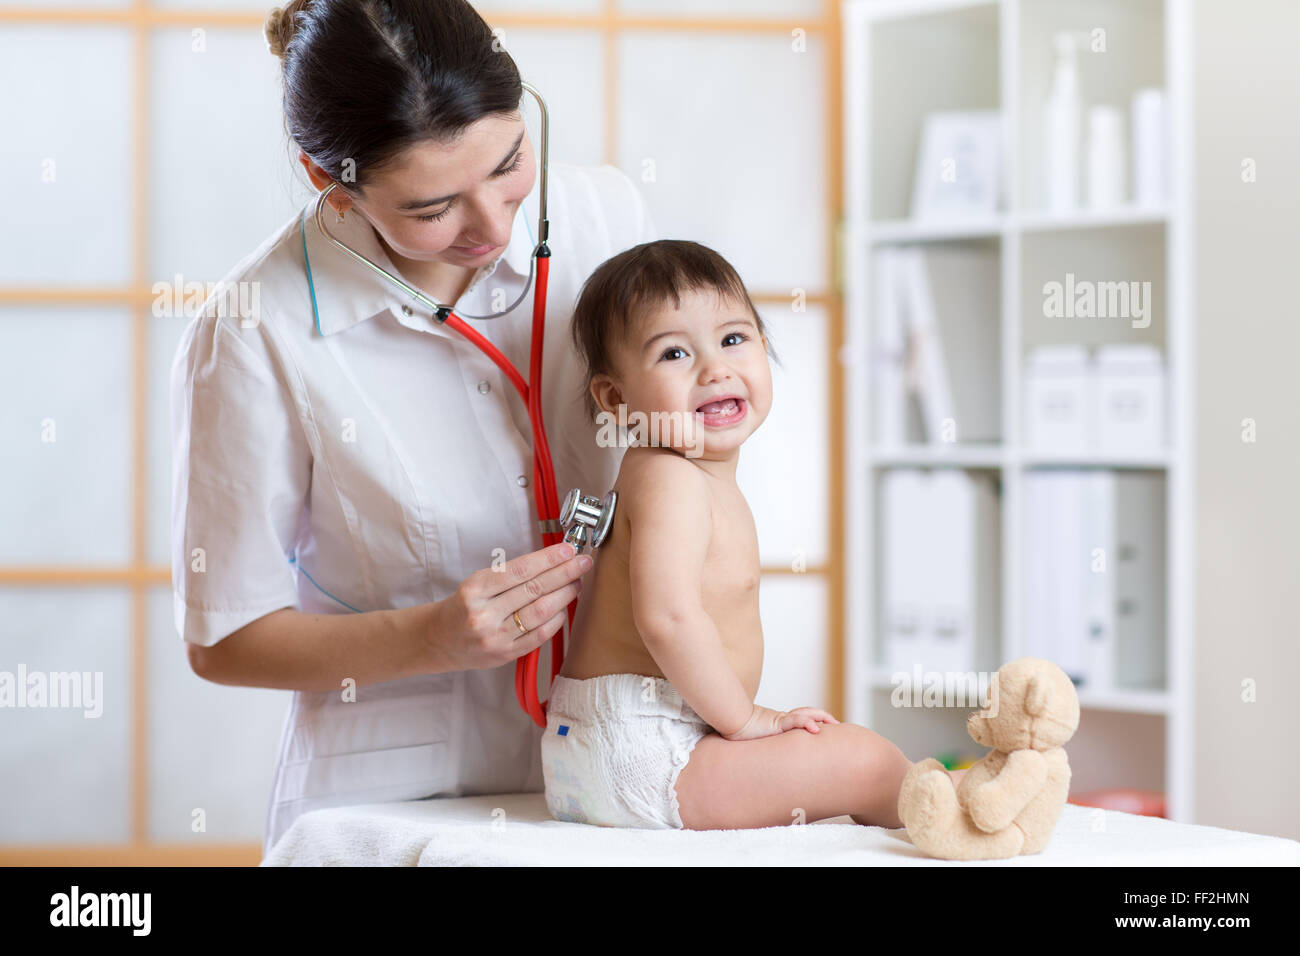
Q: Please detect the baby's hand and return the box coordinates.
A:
[722,704,840,741]
[778,706,840,735]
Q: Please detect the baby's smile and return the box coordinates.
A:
[694,395,748,428]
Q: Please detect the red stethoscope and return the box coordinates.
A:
[306,82,616,727]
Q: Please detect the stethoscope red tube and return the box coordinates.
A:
[434,249,566,728]
[309,81,562,728]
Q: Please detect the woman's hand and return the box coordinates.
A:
[428,541,593,671]
[721,704,840,742]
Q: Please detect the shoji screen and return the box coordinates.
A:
[0,0,842,863]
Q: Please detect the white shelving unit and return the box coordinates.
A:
[842,0,1194,821]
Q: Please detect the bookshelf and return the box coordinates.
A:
[842,0,1194,821]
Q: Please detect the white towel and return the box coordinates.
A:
[260,792,1300,867]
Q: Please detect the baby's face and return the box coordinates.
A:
[599,288,772,460]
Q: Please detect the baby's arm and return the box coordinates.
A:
[624,452,835,740]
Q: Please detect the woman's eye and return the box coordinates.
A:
[414,152,523,223]
[496,151,525,177]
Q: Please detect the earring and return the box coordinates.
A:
[335,204,346,224]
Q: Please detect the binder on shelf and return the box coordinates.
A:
[1113,473,1167,689]
[1022,471,1089,685]
[871,248,906,446]
[894,247,953,444]
[881,470,930,673]
[1021,471,1057,663]
[925,470,1001,674]
[916,244,1002,444]
[881,470,999,676]
[1082,472,1117,693]
[926,470,974,674]
[1022,470,1166,693]
[1053,472,1089,685]
[871,246,1001,448]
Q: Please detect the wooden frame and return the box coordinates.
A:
[0,0,846,865]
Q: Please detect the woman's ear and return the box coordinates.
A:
[298,151,353,215]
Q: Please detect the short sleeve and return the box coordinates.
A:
[170,314,311,647]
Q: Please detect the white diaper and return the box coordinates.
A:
[541,673,715,829]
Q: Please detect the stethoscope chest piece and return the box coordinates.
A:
[559,487,617,554]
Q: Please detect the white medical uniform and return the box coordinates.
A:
[170,162,656,857]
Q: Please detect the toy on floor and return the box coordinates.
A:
[898,657,1080,860]
[1070,788,1166,818]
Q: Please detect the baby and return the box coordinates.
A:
[542,239,950,830]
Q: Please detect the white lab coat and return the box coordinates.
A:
[169,162,656,856]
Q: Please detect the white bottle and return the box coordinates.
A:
[1131,87,1168,208]
[1086,105,1125,209]
[1044,31,1080,213]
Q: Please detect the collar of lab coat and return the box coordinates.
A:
[300,189,536,337]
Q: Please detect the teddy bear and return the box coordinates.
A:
[897,657,1080,860]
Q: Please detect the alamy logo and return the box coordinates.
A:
[49,886,151,936]
[0,666,103,718]
[1042,272,1152,328]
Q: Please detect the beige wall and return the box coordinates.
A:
[1194,0,1300,839]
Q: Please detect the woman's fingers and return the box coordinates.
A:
[508,608,568,659]
[507,579,581,638]
[479,541,584,600]
[488,543,591,626]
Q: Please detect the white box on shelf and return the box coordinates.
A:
[1093,344,1166,453]
[1024,345,1091,452]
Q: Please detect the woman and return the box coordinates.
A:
[171,0,654,856]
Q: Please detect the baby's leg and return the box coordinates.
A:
[674,722,913,829]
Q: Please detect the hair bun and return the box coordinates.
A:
[265,0,316,60]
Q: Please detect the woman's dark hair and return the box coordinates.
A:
[569,240,782,424]
[264,0,522,190]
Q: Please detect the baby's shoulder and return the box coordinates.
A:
[615,446,707,500]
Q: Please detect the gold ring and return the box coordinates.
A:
[513,610,527,635]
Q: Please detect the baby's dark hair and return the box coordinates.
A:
[568,239,781,423]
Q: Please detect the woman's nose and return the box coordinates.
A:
[460,223,508,247]
[458,198,512,247]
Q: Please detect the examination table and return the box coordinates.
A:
[260,792,1300,866]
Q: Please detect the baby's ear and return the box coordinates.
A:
[589,375,623,418]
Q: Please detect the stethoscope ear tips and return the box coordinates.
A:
[559,487,617,554]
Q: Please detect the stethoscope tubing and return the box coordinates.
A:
[308,81,568,728]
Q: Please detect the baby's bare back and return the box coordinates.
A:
[558,445,765,699]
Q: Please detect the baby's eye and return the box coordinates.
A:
[722,332,748,346]
[659,346,686,362]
